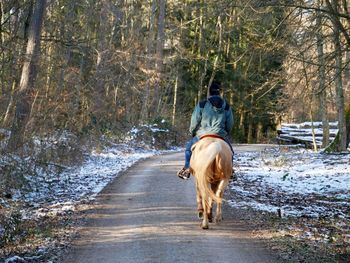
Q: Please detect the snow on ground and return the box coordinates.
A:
[18,144,157,204]
[2,123,179,220]
[229,146,350,219]
[1,125,181,261]
[13,143,178,220]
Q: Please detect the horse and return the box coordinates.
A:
[189,136,233,229]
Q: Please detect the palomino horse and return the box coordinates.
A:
[190,136,233,229]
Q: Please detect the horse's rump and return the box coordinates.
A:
[190,137,232,205]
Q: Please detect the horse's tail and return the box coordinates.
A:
[196,141,223,206]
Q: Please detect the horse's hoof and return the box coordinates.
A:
[200,223,209,229]
[214,217,222,224]
[198,211,203,219]
[208,215,213,223]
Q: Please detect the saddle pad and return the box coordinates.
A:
[199,134,225,141]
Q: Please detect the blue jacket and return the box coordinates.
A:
[189,95,234,138]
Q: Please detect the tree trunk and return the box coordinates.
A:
[57,0,75,94]
[310,108,318,152]
[93,0,109,125]
[0,1,7,44]
[207,15,222,98]
[153,0,166,114]
[155,0,166,74]
[325,0,350,47]
[172,74,178,126]
[256,122,263,143]
[332,0,347,151]
[316,3,330,147]
[346,101,350,147]
[6,0,47,151]
[2,1,20,127]
[140,0,157,122]
[247,96,254,143]
[239,107,244,131]
[247,114,253,143]
[301,51,318,152]
[3,81,16,126]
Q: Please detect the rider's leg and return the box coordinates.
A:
[223,137,234,156]
[178,136,199,180]
[185,136,199,168]
[223,138,237,181]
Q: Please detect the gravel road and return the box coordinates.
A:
[61,147,278,263]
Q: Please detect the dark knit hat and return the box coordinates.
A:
[209,80,221,96]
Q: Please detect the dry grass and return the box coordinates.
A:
[224,191,350,263]
[0,201,93,262]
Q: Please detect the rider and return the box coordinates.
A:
[177,80,234,180]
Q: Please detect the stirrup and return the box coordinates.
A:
[230,170,237,181]
[177,167,190,180]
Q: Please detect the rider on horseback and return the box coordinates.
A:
[177,80,235,180]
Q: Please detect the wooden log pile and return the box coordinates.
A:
[277,122,338,148]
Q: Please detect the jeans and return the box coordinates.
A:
[184,137,200,168]
[184,136,234,169]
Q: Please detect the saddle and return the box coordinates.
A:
[199,134,225,141]
[196,134,234,157]
[191,134,226,152]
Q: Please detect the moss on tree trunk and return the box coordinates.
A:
[324,102,350,153]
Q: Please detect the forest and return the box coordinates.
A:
[0,0,349,149]
[0,0,350,262]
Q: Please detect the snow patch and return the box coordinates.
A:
[229,147,350,219]
[14,145,159,208]
[6,141,180,221]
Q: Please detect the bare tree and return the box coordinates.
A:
[140,0,158,121]
[331,0,347,151]
[316,0,330,147]
[7,0,47,151]
[154,0,166,112]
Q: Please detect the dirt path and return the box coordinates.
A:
[61,147,278,263]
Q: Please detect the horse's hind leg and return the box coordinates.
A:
[207,197,213,223]
[195,180,204,219]
[200,198,209,229]
[208,182,219,223]
[214,179,228,224]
